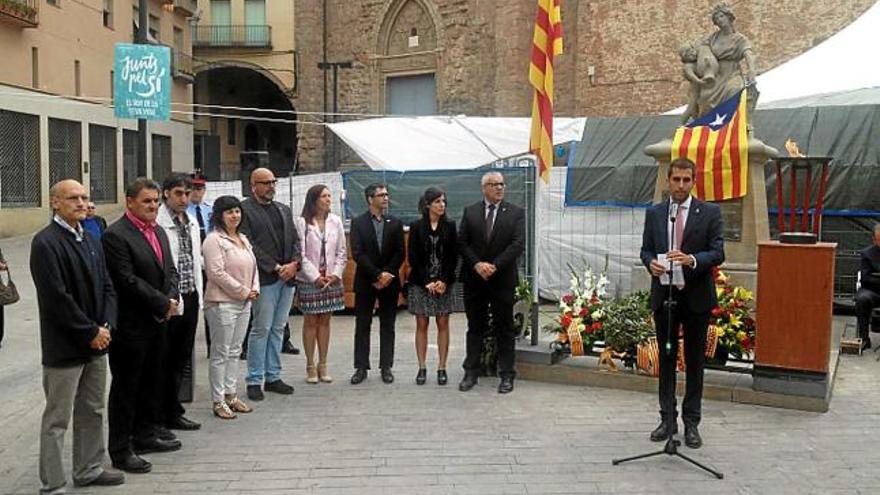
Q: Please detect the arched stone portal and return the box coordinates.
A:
[193,63,297,180]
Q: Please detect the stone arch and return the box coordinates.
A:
[194,59,293,97]
[371,0,445,113]
[373,0,445,55]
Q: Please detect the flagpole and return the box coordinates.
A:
[530,161,541,346]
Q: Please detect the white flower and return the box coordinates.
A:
[591,310,604,320]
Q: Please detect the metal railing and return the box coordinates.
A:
[193,25,272,48]
[0,0,39,27]
[171,48,195,81]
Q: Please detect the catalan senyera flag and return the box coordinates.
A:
[529,0,563,183]
[671,89,749,201]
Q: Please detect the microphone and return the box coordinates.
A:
[669,201,679,222]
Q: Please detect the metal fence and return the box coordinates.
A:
[89,124,117,204]
[48,118,82,187]
[0,109,41,207]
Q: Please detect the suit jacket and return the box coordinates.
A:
[859,244,880,294]
[350,212,404,292]
[103,214,179,340]
[407,217,458,287]
[31,222,117,367]
[294,213,347,283]
[640,198,725,313]
[458,199,525,302]
[239,198,301,286]
[156,204,203,314]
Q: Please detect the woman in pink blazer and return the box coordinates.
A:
[294,185,347,384]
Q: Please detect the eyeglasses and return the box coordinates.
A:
[486,182,506,188]
[254,180,278,186]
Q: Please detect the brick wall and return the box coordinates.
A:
[294,0,875,170]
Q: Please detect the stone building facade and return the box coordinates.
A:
[291,0,875,171]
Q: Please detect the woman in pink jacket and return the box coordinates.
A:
[202,196,260,419]
[295,185,346,384]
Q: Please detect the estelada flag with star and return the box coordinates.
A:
[671,88,749,201]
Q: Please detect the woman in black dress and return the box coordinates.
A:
[407,188,458,385]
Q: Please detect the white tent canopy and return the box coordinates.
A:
[328,116,586,171]
[666,1,880,114]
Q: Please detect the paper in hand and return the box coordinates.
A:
[657,254,683,286]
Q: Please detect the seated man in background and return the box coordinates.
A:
[855,224,880,351]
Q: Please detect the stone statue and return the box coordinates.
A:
[681,3,758,124]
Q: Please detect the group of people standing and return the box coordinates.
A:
[29,167,526,494]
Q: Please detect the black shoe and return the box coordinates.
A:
[264,379,295,395]
[861,338,872,351]
[415,368,427,385]
[458,374,478,392]
[381,368,394,384]
[167,415,201,431]
[281,342,301,355]
[74,469,125,487]
[154,426,177,441]
[684,424,703,449]
[437,369,448,386]
[133,438,181,455]
[350,369,367,384]
[498,377,514,394]
[246,384,264,401]
[112,452,152,474]
[650,421,678,442]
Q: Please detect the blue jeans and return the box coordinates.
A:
[246,281,295,386]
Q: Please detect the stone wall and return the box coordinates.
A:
[293,0,876,170]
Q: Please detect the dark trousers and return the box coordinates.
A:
[202,271,211,356]
[0,306,4,346]
[353,285,398,370]
[462,285,516,378]
[654,297,709,427]
[108,332,165,458]
[163,291,199,421]
[855,287,880,340]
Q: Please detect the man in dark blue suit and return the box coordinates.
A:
[640,157,724,449]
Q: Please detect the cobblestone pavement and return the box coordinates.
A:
[1,234,879,494]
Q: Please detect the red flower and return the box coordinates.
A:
[711,306,722,317]
[592,322,602,332]
[590,294,599,305]
[579,307,589,318]
[741,336,752,350]
[562,294,575,305]
[560,315,572,329]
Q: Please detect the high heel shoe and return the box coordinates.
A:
[437,369,448,386]
[318,363,333,383]
[306,365,318,384]
[415,368,427,385]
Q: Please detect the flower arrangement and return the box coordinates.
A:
[545,263,608,355]
[709,268,756,359]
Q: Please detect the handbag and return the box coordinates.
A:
[0,266,19,306]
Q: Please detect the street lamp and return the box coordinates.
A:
[318,61,352,170]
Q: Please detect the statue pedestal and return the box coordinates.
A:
[631,137,778,294]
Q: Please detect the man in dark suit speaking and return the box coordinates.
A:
[640,157,724,449]
[458,171,525,394]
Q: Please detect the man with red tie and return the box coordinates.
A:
[639,157,724,449]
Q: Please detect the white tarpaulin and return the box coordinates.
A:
[328,116,586,171]
[666,1,880,114]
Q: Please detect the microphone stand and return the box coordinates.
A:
[612,201,723,479]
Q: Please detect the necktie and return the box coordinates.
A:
[195,205,206,242]
[485,204,496,242]
[674,205,686,289]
